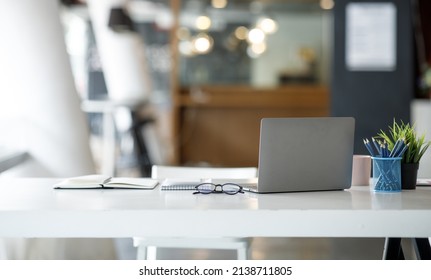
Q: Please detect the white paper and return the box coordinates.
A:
[346,3,396,71]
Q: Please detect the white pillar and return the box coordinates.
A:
[87,0,152,102]
[0,0,116,260]
[411,100,431,178]
[0,0,95,177]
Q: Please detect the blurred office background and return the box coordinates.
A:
[0,0,430,259]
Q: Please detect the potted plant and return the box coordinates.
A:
[377,120,431,189]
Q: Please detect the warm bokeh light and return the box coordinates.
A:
[195,15,212,30]
[257,18,278,34]
[320,0,334,10]
[179,40,194,56]
[234,26,248,40]
[211,0,228,9]
[247,42,267,58]
[192,33,214,54]
[251,42,267,55]
[247,28,265,44]
[176,27,191,40]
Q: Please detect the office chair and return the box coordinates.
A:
[133,165,257,260]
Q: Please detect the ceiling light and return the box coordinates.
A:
[247,28,265,44]
[211,0,227,9]
[320,0,334,10]
[195,15,211,30]
[257,18,278,34]
[247,42,267,58]
[251,42,267,55]
[192,33,214,54]
[234,26,248,40]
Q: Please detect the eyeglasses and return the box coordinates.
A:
[193,183,244,195]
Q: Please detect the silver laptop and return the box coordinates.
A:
[243,117,355,193]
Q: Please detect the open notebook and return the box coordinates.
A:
[54,175,159,190]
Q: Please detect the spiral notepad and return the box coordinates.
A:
[160,184,196,191]
[160,178,201,191]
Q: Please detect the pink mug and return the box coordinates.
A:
[351,155,371,186]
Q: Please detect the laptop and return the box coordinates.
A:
[242,117,355,193]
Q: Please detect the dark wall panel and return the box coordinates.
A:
[331,0,414,154]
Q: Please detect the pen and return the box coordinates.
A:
[383,141,389,157]
[390,139,405,158]
[395,143,409,158]
[380,143,387,157]
[377,140,384,156]
[389,139,401,157]
[363,139,375,157]
[372,138,381,156]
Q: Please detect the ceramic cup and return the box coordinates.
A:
[351,155,371,186]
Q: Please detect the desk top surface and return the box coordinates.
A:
[0,178,430,238]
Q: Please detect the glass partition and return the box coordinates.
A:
[177,0,333,88]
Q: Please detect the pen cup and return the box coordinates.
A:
[371,157,402,192]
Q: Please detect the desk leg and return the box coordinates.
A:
[413,238,431,260]
[383,238,404,260]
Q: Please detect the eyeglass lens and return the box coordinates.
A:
[195,183,242,194]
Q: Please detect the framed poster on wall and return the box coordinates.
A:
[346,3,397,71]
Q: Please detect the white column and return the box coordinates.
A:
[0,0,95,177]
[0,0,116,260]
[87,0,152,102]
[411,100,431,178]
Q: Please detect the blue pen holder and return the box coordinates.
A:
[372,157,402,192]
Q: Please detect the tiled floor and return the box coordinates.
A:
[116,237,386,260]
[3,237,409,260]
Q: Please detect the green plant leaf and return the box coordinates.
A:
[376,119,431,163]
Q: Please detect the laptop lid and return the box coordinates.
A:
[250,117,355,193]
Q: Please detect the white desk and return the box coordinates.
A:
[0,178,430,240]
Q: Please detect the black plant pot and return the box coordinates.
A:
[401,163,419,190]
